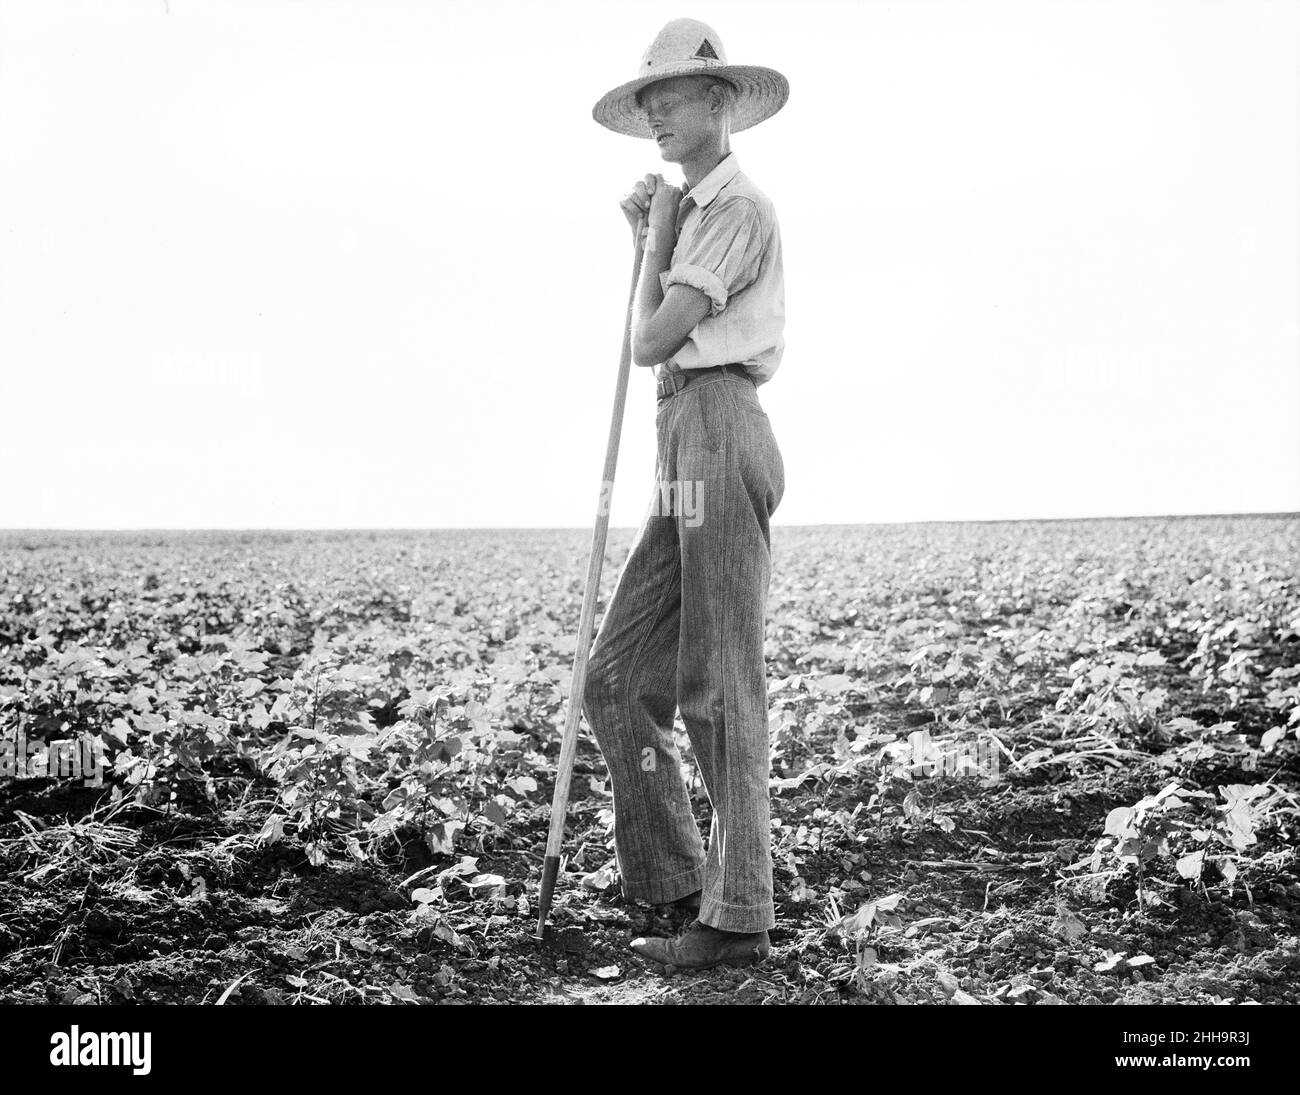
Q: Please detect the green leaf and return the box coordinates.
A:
[425,821,464,856]
[465,873,506,891]
[811,674,853,694]
[508,775,538,795]
[1221,802,1256,851]
[1175,849,1204,880]
[257,815,285,845]
[1103,807,1133,838]
[842,893,905,937]
[431,736,462,761]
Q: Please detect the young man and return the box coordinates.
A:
[584,18,788,970]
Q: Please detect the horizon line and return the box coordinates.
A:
[1,509,1297,535]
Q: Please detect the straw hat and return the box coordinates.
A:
[592,18,789,138]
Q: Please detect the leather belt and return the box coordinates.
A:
[656,363,752,401]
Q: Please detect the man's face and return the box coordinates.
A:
[639,76,720,163]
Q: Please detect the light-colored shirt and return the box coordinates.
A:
[657,152,785,387]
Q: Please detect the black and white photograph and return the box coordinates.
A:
[0,0,1296,1074]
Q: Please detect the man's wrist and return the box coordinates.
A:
[642,220,675,259]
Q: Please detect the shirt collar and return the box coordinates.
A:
[681,152,741,210]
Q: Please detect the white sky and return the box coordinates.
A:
[1,0,1296,529]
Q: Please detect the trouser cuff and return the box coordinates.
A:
[699,896,776,933]
[620,864,705,906]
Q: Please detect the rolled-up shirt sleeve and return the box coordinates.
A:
[659,195,764,318]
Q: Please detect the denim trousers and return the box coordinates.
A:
[582,369,785,933]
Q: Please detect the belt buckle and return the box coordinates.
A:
[656,368,688,400]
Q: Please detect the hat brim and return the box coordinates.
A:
[592,64,789,138]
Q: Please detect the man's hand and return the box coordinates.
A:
[620,173,659,241]
[620,173,682,248]
[648,177,682,232]
[623,171,703,368]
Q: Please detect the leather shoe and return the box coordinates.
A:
[631,920,770,970]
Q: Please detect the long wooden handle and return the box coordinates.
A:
[536,220,647,939]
